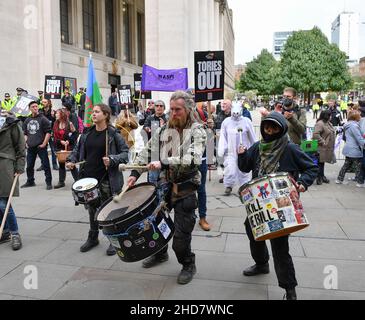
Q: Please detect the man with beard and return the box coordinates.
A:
[127,91,207,285]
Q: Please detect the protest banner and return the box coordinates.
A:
[194,51,225,102]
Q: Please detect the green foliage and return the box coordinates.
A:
[238,49,279,95]
[278,27,352,94]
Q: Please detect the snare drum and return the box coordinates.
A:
[97,183,175,263]
[72,178,100,205]
[239,172,309,241]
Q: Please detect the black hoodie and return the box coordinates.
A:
[238,112,318,189]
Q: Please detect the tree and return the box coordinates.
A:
[277,27,352,103]
[238,49,279,95]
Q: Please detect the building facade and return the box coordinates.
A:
[0,0,145,103]
[273,31,293,60]
[145,0,235,103]
[331,12,360,64]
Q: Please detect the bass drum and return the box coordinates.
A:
[97,183,175,263]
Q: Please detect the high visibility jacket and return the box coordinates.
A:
[312,104,320,111]
[75,93,82,105]
[1,99,14,111]
[340,101,348,111]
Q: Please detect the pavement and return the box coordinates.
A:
[1,110,365,301]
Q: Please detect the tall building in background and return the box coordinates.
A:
[0,0,145,101]
[273,31,293,60]
[145,0,235,102]
[331,12,360,65]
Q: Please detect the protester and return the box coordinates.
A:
[67,104,129,255]
[108,91,119,116]
[21,101,53,190]
[218,102,256,195]
[312,110,336,185]
[53,109,79,189]
[0,110,25,250]
[238,112,318,300]
[127,91,207,285]
[336,110,365,187]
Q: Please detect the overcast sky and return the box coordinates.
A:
[227,0,365,64]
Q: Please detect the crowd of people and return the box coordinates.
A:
[0,85,365,300]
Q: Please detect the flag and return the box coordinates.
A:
[84,55,103,127]
[141,64,188,92]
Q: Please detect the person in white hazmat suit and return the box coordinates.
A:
[218,101,257,195]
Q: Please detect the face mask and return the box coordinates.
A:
[231,102,242,121]
[282,98,293,108]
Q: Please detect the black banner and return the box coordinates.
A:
[118,85,133,110]
[134,73,152,100]
[194,51,225,103]
[44,76,64,100]
[64,77,78,96]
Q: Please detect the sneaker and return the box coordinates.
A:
[356,183,365,188]
[199,218,211,231]
[11,234,22,251]
[0,231,11,244]
[106,244,117,256]
[36,166,44,172]
[335,180,343,185]
[46,185,53,190]
[322,176,330,184]
[224,187,232,196]
[348,177,357,182]
[142,253,169,268]
[21,182,36,189]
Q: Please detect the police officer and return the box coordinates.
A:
[127,91,207,285]
[1,94,13,112]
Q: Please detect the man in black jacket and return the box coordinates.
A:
[67,104,129,256]
[238,112,318,300]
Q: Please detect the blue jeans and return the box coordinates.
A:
[0,198,19,234]
[26,146,52,185]
[49,138,58,166]
[198,160,208,219]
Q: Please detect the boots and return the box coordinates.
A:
[284,288,297,300]
[11,234,22,251]
[243,263,270,276]
[54,182,66,189]
[80,231,99,253]
[199,218,211,231]
[177,257,197,285]
[316,176,323,185]
[322,176,330,184]
[142,252,169,268]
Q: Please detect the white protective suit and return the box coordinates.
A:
[218,102,257,188]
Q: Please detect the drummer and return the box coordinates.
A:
[66,104,129,256]
[127,91,207,285]
[237,112,318,300]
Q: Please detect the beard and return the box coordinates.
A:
[168,114,188,129]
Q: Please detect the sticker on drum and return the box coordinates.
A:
[153,233,160,241]
[123,240,132,248]
[117,250,125,258]
[158,219,171,240]
[240,188,253,204]
[108,237,121,249]
[149,241,156,248]
[282,208,297,225]
[134,237,146,246]
[268,220,284,232]
[276,196,292,209]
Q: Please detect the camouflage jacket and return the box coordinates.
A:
[131,121,207,187]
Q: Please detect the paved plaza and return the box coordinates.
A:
[1,110,365,300]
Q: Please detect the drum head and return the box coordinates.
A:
[98,183,156,223]
[72,178,98,191]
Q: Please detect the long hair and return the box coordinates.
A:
[317,110,331,123]
[54,109,70,133]
[95,103,112,126]
[168,91,197,129]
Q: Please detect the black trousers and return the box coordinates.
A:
[87,181,112,232]
[58,162,79,184]
[158,193,198,266]
[245,219,298,290]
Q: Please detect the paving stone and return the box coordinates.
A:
[34,206,87,222]
[0,257,24,279]
[0,262,79,300]
[40,240,119,269]
[0,294,14,300]
[160,278,268,300]
[17,219,59,237]
[12,204,52,218]
[51,268,166,300]
[297,221,347,239]
[220,217,245,233]
[0,237,63,261]
[193,216,222,233]
[300,238,365,261]
[40,222,90,241]
[191,234,227,252]
[338,222,365,240]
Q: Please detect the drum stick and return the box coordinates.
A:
[75,161,87,166]
[238,128,243,146]
[207,101,213,120]
[119,164,149,172]
[0,174,20,240]
[113,185,130,203]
